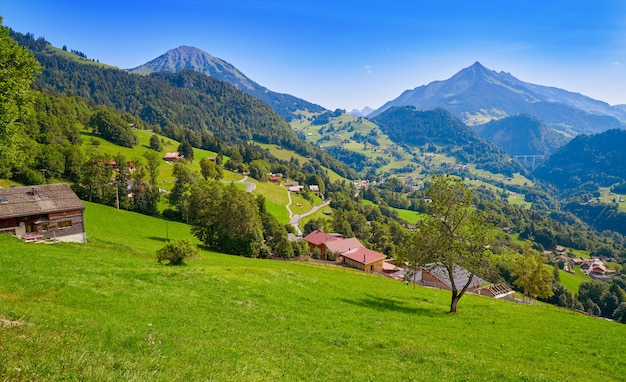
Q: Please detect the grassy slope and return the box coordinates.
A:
[1,203,626,381]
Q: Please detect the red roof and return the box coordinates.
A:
[325,238,364,254]
[382,261,402,272]
[342,247,386,265]
[302,230,342,246]
[163,152,181,160]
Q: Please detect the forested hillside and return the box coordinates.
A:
[534,129,626,192]
[129,45,326,121]
[473,114,570,157]
[9,30,356,180]
[371,107,526,176]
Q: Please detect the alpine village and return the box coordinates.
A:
[2,16,626,381]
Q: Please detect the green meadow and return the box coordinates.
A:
[1,203,626,381]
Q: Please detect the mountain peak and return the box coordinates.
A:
[370,62,626,133]
[453,61,494,81]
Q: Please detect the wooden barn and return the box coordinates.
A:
[0,184,86,243]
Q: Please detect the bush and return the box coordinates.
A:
[156,239,199,265]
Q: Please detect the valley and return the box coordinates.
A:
[2,16,626,381]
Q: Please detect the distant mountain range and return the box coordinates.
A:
[370,62,626,136]
[129,46,325,121]
[348,107,375,117]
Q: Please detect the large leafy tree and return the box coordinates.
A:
[402,174,495,313]
[511,241,554,302]
[0,17,41,177]
[88,107,138,148]
[189,181,263,257]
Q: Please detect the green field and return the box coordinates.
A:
[559,266,591,293]
[1,202,625,381]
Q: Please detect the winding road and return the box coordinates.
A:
[234,175,329,237]
[286,191,330,237]
[235,175,256,193]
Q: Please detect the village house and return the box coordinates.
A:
[302,230,387,272]
[340,246,386,272]
[0,184,86,243]
[268,175,281,183]
[302,230,343,259]
[163,152,183,162]
[324,237,363,259]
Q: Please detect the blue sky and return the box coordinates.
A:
[3,1,626,111]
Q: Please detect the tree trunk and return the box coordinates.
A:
[450,290,459,313]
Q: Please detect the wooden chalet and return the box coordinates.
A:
[0,184,86,243]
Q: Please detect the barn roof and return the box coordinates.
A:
[325,237,364,254]
[422,263,487,290]
[0,184,85,219]
[302,230,342,246]
[341,246,386,265]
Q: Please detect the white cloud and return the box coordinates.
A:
[364,65,372,74]
[611,61,620,66]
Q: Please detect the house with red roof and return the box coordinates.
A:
[163,152,183,162]
[325,237,363,257]
[302,230,343,260]
[268,175,281,183]
[340,246,386,272]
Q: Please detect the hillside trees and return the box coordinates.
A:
[511,242,554,301]
[402,175,495,313]
[12,28,357,180]
[199,157,223,180]
[0,18,41,177]
[189,181,264,257]
[88,107,138,147]
[149,134,162,151]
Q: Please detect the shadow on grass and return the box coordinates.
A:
[148,236,169,243]
[340,293,436,315]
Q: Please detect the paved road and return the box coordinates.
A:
[235,176,256,193]
[287,192,330,237]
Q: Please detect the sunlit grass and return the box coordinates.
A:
[1,203,625,381]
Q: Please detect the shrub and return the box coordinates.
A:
[156,239,199,265]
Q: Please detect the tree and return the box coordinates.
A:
[199,157,222,180]
[156,239,199,265]
[88,107,138,147]
[511,242,554,302]
[149,134,162,152]
[189,182,264,257]
[178,140,194,162]
[0,18,41,177]
[248,159,269,181]
[401,174,495,313]
[169,163,197,222]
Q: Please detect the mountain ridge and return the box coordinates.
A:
[129,46,325,121]
[370,62,626,135]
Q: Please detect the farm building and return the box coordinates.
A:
[302,230,343,259]
[0,184,86,243]
[396,263,487,293]
[340,246,386,272]
[163,152,183,161]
